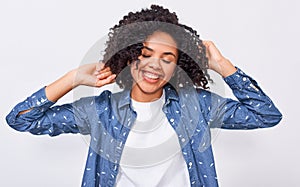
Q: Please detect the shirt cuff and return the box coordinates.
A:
[7,87,56,124]
[27,86,56,112]
[15,87,55,115]
[223,67,262,93]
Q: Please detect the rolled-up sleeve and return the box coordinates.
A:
[201,68,282,129]
[6,87,91,136]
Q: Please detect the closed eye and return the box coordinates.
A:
[142,54,151,58]
[161,59,171,64]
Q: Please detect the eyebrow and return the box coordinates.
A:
[143,46,177,58]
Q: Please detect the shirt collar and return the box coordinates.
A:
[164,83,179,103]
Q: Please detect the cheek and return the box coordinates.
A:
[163,64,177,78]
[130,59,147,74]
[130,64,137,78]
[130,61,141,80]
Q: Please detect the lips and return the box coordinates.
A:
[141,70,163,83]
[143,71,160,79]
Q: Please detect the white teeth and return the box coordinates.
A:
[144,71,159,79]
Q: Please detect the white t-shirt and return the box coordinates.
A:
[115,90,190,187]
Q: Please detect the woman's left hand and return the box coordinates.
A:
[202,40,237,78]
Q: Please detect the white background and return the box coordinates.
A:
[0,0,299,186]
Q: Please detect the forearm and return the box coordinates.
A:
[18,70,77,115]
[18,63,114,115]
[210,68,282,129]
[215,58,237,78]
[45,63,115,102]
[45,69,77,102]
[203,40,237,77]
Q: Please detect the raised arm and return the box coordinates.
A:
[46,63,116,102]
[6,63,116,136]
[201,41,282,129]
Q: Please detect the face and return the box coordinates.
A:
[130,31,178,102]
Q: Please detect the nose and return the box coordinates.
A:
[148,57,162,70]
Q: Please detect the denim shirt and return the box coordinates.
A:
[6,68,282,187]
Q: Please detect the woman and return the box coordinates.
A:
[6,5,282,187]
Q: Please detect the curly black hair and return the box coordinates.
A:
[102,4,211,90]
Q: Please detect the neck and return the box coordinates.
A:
[130,85,164,102]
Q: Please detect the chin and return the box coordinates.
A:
[133,80,167,95]
[137,82,163,93]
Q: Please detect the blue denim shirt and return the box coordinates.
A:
[6,68,282,187]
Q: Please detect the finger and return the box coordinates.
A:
[200,41,211,56]
[95,65,110,76]
[95,74,116,87]
[99,67,111,74]
[96,71,112,79]
[95,67,111,76]
[202,41,214,58]
[96,62,105,72]
[202,40,213,46]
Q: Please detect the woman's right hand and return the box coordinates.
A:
[73,62,116,88]
[45,63,116,102]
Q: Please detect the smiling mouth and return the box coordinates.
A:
[142,70,163,82]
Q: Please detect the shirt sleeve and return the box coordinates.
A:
[5,87,91,136]
[201,68,282,129]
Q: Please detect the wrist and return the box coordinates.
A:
[69,69,80,88]
[45,70,77,102]
[217,59,237,78]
